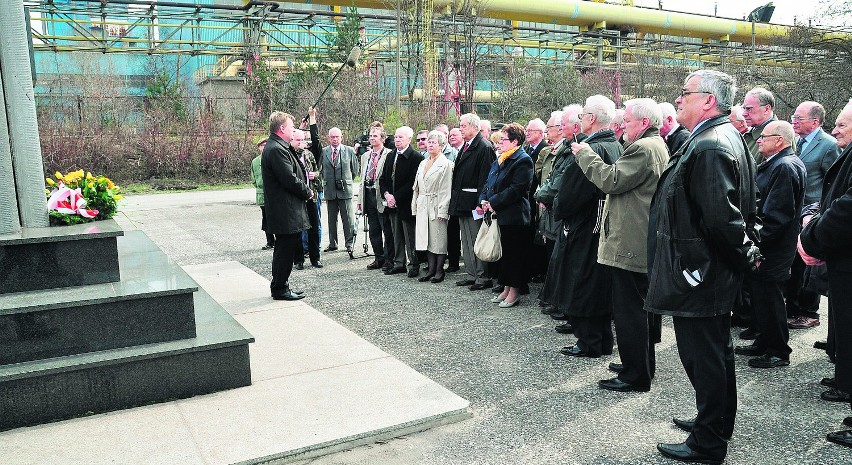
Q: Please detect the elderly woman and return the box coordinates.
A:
[412,130,455,283]
[477,122,534,307]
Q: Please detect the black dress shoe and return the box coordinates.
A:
[491,284,504,293]
[822,388,852,402]
[827,430,852,448]
[748,354,790,368]
[608,363,624,374]
[739,327,759,340]
[469,281,493,291]
[407,269,420,278]
[430,275,445,283]
[550,312,569,321]
[294,262,304,270]
[272,291,305,301]
[657,442,722,465]
[446,265,461,273]
[822,377,836,388]
[324,246,338,252]
[734,344,765,356]
[554,323,574,334]
[366,260,383,270]
[598,377,650,392]
[418,275,434,282]
[672,417,695,432]
[384,266,406,275]
[261,244,274,250]
[814,340,828,350]
[843,417,852,428]
[311,261,324,268]
[456,278,475,286]
[561,345,597,357]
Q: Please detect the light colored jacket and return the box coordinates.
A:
[250,154,264,206]
[574,128,669,273]
[359,146,392,213]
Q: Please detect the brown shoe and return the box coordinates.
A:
[789,316,820,329]
[366,260,383,270]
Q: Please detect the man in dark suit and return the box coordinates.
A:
[381,126,424,278]
[786,101,841,329]
[450,113,496,291]
[524,118,550,283]
[801,103,852,448]
[262,111,314,301]
[649,70,760,465]
[734,120,806,369]
[322,126,359,255]
[660,102,690,155]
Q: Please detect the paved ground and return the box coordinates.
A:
[119,188,851,465]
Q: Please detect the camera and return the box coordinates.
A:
[335,179,346,190]
[354,131,370,156]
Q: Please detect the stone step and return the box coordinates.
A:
[0,276,254,431]
[0,219,123,294]
[0,231,200,365]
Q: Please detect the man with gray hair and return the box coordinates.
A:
[742,87,778,164]
[649,70,759,465]
[785,101,840,329]
[611,108,625,142]
[381,126,424,277]
[524,118,550,282]
[451,113,497,290]
[572,97,669,386]
[537,105,585,321]
[322,126,359,256]
[729,104,749,135]
[659,101,690,155]
[734,120,805,369]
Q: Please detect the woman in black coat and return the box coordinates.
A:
[477,123,534,307]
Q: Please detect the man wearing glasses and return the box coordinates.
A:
[649,70,760,465]
[734,121,805,370]
[785,101,840,330]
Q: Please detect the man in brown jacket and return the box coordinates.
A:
[572,97,669,392]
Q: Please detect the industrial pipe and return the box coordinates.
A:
[1,0,49,227]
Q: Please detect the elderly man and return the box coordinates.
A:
[742,87,778,164]
[434,124,459,162]
[291,124,323,270]
[381,126,424,277]
[729,105,750,135]
[537,105,584,322]
[416,129,429,155]
[262,111,314,301]
[449,127,464,151]
[785,101,841,330]
[660,102,690,155]
[533,111,565,291]
[649,70,760,464]
[543,96,621,355]
[524,118,550,282]
[801,101,852,448]
[611,108,625,143]
[734,121,806,369]
[451,113,496,290]
[358,121,393,271]
[479,119,493,142]
[322,126,359,256]
[573,97,669,387]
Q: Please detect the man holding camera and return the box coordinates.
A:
[322,126,360,256]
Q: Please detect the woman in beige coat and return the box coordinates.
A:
[412,130,454,283]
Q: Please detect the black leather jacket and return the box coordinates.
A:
[645,115,760,317]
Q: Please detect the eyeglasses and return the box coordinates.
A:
[757,134,782,140]
[499,137,511,142]
[581,112,595,118]
[680,89,710,97]
[790,116,816,123]
[546,125,561,129]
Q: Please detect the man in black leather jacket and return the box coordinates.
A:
[648,70,760,465]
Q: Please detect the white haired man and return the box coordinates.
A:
[322,126,359,256]
[659,101,690,155]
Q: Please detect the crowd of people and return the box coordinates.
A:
[252,68,852,464]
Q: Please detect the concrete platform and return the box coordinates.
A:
[0,260,470,465]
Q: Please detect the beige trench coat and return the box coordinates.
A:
[412,154,454,253]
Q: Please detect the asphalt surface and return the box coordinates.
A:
[118,188,851,465]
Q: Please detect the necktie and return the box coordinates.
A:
[796,138,806,155]
[332,147,338,163]
[460,142,468,154]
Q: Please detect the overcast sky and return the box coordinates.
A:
[632,0,847,27]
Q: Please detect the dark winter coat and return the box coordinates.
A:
[261,133,312,235]
[801,144,852,272]
[449,132,496,216]
[380,145,424,220]
[479,148,534,226]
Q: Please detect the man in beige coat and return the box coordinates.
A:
[572,97,670,392]
[358,122,394,270]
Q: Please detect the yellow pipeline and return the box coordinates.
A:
[302,0,848,45]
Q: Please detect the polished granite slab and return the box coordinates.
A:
[0,219,123,246]
[0,220,124,294]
